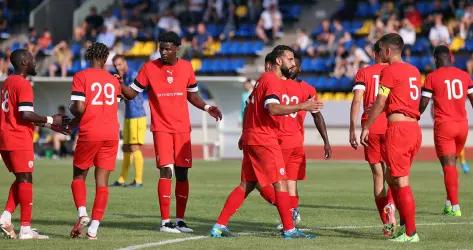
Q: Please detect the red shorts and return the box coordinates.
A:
[434,121,468,157]
[385,122,422,177]
[73,140,119,171]
[281,147,306,180]
[241,145,286,187]
[1,150,34,173]
[363,133,386,165]
[153,132,192,168]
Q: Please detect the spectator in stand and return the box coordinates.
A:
[177,35,194,60]
[48,41,73,77]
[240,78,254,123]
[204,0,225,23]
[385,14,400,33]
[157,10,182,36]
[37,29,53,51]
[399,18,416,46]
[404,4,423,29]
[188,0,206,23]
[28,27,37,44]
[193,22,211,56]
[96,26,116,49]
[315,19,334,55]
[256,4,282,45]
[377,1,398,21]
[0,51,8,77]
[85,6,104,39]
[368,18,385,44]
[429,14,451,46]
[295,28,312,54]
[0,11,9,40]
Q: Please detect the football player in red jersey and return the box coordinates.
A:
[278,51,331,226]
[68,42,122,240]
[361,33,422,243]
[0,49,65,239]
[120,32,222,233]
[419,45,473,217]
[350,40,396,237]
[210,45,322,239]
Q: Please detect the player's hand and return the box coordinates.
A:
[360,128,369,147]
[51,114,65,126]
[238,136,243,150]
[349,129,359,150]
[114,74,123,84]
[324,143,332,160]
[207,106,223,121]
[50,124,71,135]
[299,100,324,112]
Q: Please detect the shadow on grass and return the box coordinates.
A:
[300,204,440,216]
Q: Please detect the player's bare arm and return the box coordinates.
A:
[267,99,323,116]
[418,96,431,114]
[312,112,332,159]
[69,100,85,127]
[360,88,388,146]
[349,89,364,149]
[187,91,223,121]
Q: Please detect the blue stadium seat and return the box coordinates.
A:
[411,37,430,53]
[465,39,473,52]
[454,55,468,69]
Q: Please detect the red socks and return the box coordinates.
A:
[258,185,276,205]
[392,186,416,236]
[71,179,87,208]
[91,186,109,221]
[386,188,394,205]
[442,166,459,205]
[289,195,299,210]
[17,182,32,226]
[374,196,388,224]
[276,191,294,231]
[216,186,246,226]
[175,180,189,219]
[158,178,172,221]
[5,182,18,213]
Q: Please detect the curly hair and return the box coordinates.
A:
[85,42,109,62]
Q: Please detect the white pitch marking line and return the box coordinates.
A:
[117,221,473,250]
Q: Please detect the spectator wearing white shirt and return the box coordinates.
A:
[399,18,416,46]
[256,4,282,44]
[157,10,182,36]
[429,14,451,46]
[295,28,311,51]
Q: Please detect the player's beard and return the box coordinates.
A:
[28,67,37,76]
[280,65,292,79]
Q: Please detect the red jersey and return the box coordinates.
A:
[0,75,35,151]
[277,79,317,148]
[380,62,422,119]
[422,66,473,124]
[71,68,121,141]
[132,59,197,133]
[353,64,388,134]
[242,72,284,145]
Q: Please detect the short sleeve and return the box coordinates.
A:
[132,64,150,93]
[262,75,283,108]
[71,72,86,102]
[380,67,395,89]
[187,63,198,93]
[303,82,317,100]
[17,81,34,112]
[421,74,433,98]
[353,68,366,91]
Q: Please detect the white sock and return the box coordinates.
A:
[78,206,88,218]
[284,228,296,234]
[452,204,460,211]
[176,218,184,223]
[88,220,100,236]
[20,226,31,233]
[445,200,452,207]
[161,219,171,226]
[0,211,12,224]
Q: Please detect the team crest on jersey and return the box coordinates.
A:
[167,76,174,84]
[279,167,286,176]
[28,161,34,169]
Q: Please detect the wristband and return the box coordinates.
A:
[204,104,211,111]
[46,116,53,125]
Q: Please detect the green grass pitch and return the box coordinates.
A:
[1,159,473,249]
